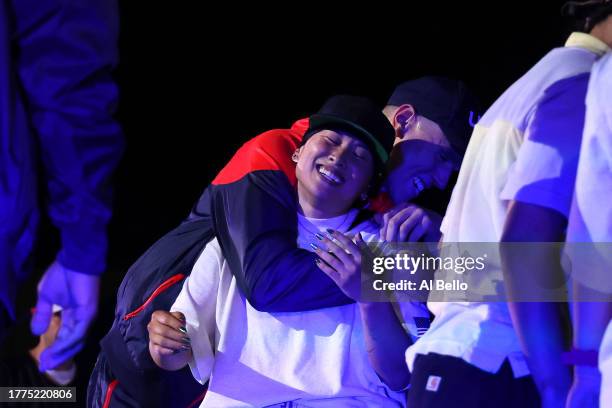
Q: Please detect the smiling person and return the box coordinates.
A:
[384,77,476,205]
[378,77,481,243]
[148,96,415,407]
[89,78,480,406]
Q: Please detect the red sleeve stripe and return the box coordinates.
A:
[102,379,119,408]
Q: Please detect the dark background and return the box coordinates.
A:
[2,1,572,405]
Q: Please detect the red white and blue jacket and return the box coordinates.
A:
[96,118,382,407]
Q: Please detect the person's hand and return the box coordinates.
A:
[29,311,76,385]
[378,203,442,242]
[565,366,600,408]
[313,230,369,301]
[31,261,99,371]
[148,310,192,371]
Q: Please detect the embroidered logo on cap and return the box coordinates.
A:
[426,375,442,392]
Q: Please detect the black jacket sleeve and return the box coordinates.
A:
[191,170,354,312]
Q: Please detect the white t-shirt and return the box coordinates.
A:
[565,52,612,408]
[172,209,425,407]
[406,33,609,378]
[568,52,612,244]
[566,52,612,291]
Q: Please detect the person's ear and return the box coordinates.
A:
[292,148,301,163]
[394,104,417,137]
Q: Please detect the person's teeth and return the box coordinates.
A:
[319,167,341,183]
[413,176,425,193]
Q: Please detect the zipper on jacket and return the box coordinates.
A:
[123,274,186,320]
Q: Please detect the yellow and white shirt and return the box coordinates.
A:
[406,33,610,378]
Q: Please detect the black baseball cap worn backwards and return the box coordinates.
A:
[388,76,482,157]
[304,95,395,175]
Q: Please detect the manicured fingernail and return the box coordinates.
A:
[182,337,191,344]
[326,228,335,235]
[315,233,324,240]
[181,345,191,351]
[310,243,319,251]
[178,326,187,334]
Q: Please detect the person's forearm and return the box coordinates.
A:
[502,245,571,394]
[500,201,572,396]
[507,300,571,392]
[14,0,124,276]
[572,291,612,351]
[359,302,411,391]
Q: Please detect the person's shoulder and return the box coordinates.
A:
[249,128,298,148]
[594,51,612,75]
[212,119,308,185]
[543,72,591,100]
[247,118,309,151]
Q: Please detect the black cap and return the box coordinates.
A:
[304,95,395,175]
[387,76,482,156]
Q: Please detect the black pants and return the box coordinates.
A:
[407,353,540,408]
